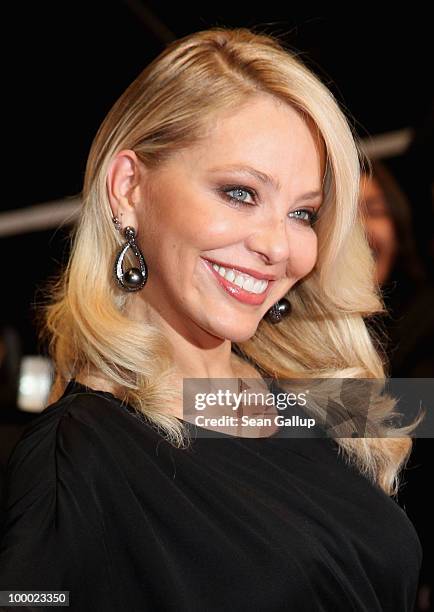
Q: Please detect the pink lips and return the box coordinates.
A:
[201,258,274,305]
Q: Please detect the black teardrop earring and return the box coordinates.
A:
[112,216,148,291]
[265,298,292,324]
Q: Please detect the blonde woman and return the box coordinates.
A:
[0,27,423,611]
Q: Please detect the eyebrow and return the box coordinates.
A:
[209,164,323,202]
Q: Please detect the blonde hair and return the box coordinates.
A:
[36,26,423,497]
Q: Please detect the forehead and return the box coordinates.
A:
[172,96,325,188]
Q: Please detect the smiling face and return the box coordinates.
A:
[131,95,324,343]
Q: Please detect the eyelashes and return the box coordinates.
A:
[218,185,319,226]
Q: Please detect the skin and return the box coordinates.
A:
[82,95,325,427]
[359,173,398,286]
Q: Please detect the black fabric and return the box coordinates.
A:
[0,379,422,611]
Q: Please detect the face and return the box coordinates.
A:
[131,96,324,344]
[359,173,397,285]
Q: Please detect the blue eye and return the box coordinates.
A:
[222,186,256,204]
[219,185,319,227]
[289,209,319,225]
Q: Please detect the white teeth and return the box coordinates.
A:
[243,277,255,292]
[209,261,269,294]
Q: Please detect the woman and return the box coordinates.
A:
[0,27,423,611]
[359,159,434,376]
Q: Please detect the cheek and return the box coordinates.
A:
[140,200,209,264]
[382,220,397,247]
[365,219,378,240]
[286,230,318,277]
[160,193,238,246]
[366,218,395,244]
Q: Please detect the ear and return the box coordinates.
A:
[106,149,145,230]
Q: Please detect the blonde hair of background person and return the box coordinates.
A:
[35,26,422,497]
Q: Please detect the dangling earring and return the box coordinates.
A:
[265,298,292,324]
[112,216,148,291]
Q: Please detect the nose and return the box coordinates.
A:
[244,212,292,266]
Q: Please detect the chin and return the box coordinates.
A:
[207,320,262,344]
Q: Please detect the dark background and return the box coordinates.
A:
[1,3,433,610]
[3,4,433,353]
[3,3,433,352]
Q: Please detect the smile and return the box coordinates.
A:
[201,258,275,306]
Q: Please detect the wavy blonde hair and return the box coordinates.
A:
[36,26,423,497]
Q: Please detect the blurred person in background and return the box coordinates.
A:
[359,159,434,611]
[359,159,434,377]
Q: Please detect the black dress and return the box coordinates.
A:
[0,379,422,611]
